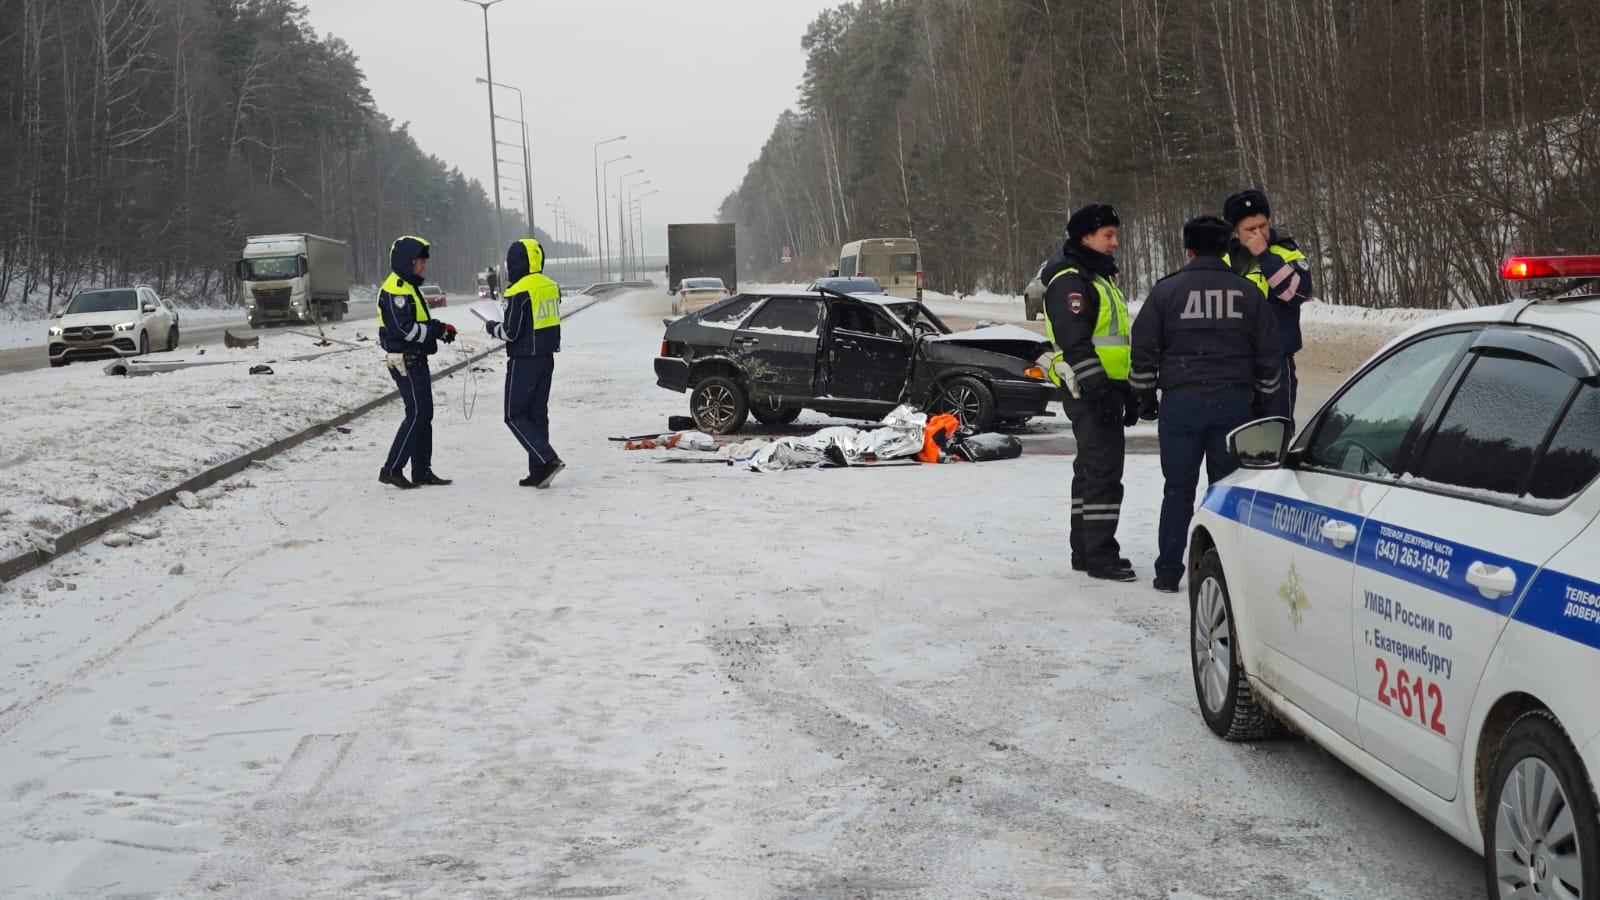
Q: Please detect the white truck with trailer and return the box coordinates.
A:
[236,234,351,328]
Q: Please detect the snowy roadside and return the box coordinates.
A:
[0,299,590,566]
[0,288,1480,898]
[0,308,245,352]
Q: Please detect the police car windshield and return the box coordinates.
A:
[66,290,138,314]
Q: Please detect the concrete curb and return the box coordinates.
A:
[0,296,606,586]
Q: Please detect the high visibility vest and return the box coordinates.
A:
[505,274,562,329]
[1223,243,1307,298]
[376,272,430,328]
[1042,266,1130,383]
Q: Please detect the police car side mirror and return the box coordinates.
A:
[1228,417,1292,469]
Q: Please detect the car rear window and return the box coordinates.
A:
[66,290,139,314]
[697,296,758,325]
[1413,353,1577,497]
[861,252,920,276]
[684,278,724,290]
[1527,384,1600,501]
[746,297,823,336]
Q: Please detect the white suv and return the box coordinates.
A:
[1188,255,1600,898]
[48,285,177,367]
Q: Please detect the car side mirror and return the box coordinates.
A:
[53,310,64,319]
[1228,417,1293,470]
[299,255,309,276]
[235,260,245,280]
[143,303,157,313]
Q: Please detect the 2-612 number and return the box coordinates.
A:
[1375,659,1447,736]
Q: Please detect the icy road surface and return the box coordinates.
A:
[0,290,1478,897]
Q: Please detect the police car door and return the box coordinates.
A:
[1350,332,1600,800]
[1245,330,1476,741]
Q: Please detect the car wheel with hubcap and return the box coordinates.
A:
[1191,548,1283,741]
[1486,710,1597,900]
[691,375,750,435]
[938,375,997,432]
[750,397,801,426]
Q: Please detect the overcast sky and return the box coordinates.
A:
[299,0,838,254]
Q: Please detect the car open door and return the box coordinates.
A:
[733,296,824,403]
[823,300,912,403]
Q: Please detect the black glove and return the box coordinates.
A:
[1122,385,1141,428]
[1077,366,1111,402]
[1138,390,1160,422]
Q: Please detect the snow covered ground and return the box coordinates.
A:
[0,301,589,563]
[0,289,1482,898]
[0,308,245,352]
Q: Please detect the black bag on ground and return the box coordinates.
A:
[948,431,1022,462]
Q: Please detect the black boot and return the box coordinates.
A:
[535,458,565,488]
[1087,564,1137,583]
[1073,556,1130,572]
[1151,576,1182,593]
[379,470,417,490]
[413,470,453,486]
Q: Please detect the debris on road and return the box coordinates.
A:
[224,329,259,349]
[248,364,273,375]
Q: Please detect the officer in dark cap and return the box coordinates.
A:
[377,234,457,490]
[1222,189,1312,423]
[1039,202,1138,582]
[1131,215,1283,592]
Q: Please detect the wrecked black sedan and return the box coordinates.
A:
[654,288,1058,434]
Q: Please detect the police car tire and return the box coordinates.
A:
[691,375,749,435]
[1192,549,1283,742]
[1483,709,1599,899]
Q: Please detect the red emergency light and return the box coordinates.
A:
[1501,255,1600,281]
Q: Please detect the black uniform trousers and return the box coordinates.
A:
[504,354,557,474]
[1269,354,1298,424]
[1062,388,1126,570]
[1155,389,1253,584]
[384,355,433,476]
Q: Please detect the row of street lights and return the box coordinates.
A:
[463,0,657,286]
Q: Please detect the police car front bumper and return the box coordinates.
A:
[655,357,690,393]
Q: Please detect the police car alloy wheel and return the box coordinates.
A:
[1486,710,1598,899]
[1190,549,1282,741]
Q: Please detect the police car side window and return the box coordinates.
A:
[1526,383,1600,501]
[1413,353,1577,497]
[1306,332,1472,478]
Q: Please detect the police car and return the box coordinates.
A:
[1187,255,1600,898]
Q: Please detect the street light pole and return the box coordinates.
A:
[477,77,533,232]
[460,0,509,265]
[621,175,649,280]
[602,156,633,283]
[592,136,624,286]
[636,189,659,281]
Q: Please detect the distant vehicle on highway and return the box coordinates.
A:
[421,284,447,308]
[808,276,883,295]
[666,222,737,300]
[48,285,178,367]
[670,277,729,316]
[655,286,1055,434]
[836,238,922,301]
[235,233,350,328]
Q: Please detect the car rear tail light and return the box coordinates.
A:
[1501,255,1600,280]
[916,271,925,289]
[660,340,670,357]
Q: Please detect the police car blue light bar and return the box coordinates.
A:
[1501,255,1600,280]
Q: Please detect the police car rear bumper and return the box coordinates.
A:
[655,357,690,393]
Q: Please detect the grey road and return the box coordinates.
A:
[0,316,249,377]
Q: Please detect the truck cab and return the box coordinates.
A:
[237,233,350,328]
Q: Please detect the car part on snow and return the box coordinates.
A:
[667,415,696,431]
[249,365,273,375]
[224,329,259,349]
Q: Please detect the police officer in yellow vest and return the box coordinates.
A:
[1222,189,1313,422]
[1041,203,1139,582]
[484,238,565,488]
[378,235,457,490]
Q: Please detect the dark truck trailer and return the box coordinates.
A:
[666,223,737,295]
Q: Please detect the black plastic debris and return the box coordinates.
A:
[248,364,273,376]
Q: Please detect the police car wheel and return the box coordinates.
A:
[1191,549,1282,741]
[939,376,996,432]
[1485,710,1598,900]
[691,376,749,435]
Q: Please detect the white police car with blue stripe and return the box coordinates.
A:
[1187,255,1600,899]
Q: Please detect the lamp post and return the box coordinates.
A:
[477,76,534,231]
[545,201,563,279]
[592,135,625,284]
[459,0,510,261]
[601,156,633,282]
[621,175,650,280]
[635,189,660,281]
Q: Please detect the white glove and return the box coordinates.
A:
[386,352,407,375]
[1039,353,1082,399]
